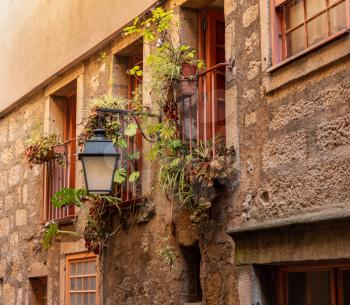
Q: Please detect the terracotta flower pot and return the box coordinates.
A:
[175,63,198,99]
[181,63,197,78]
[176,79,197,100]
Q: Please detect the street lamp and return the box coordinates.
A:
[78,128,119,194]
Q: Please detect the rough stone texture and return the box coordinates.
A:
[242,4,259,28]
[262,131,307,171]
[1,0,349,304]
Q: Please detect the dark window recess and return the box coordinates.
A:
[287,272,307,305]
[181,245,202,303]
[0,278,3,305]
[30,277,47,305]
[254,265,279,305]
[341,270,350,305]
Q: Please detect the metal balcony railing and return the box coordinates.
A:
[43,141,75,222]
[114,111,143,206]
[177,63,228,158]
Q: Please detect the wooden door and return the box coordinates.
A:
[199,9,226,144]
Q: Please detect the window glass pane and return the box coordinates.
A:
[90,276,96,290]
[329,2,347,35]
[342,270,350,305]
[83,277,89,290]
[309,271,331,305]
[287,272,307,305]
[70,278,76,291]
[76,278,82,290]
[287,26,306,56]
[83,261,89,275]
[90,261,96,274]
[76,293,82,305]
[71,263,76,276]
[306,0,326,18]
[90,293,96,305]
[83,293,89,305]
[70,294,76,305]
[77,262,83,275]
[285,0,304,30]
[307,13,328,46]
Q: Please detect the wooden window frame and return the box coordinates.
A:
[271,0,350,66]
[66,252,99,305]
[278,262,350,305]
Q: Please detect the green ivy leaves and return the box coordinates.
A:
[51,188,87,208]
[114,168,140,184]
[129,171,140,182]
[124,123,138,137]
[114,168,126,184]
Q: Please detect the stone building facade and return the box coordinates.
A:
[0,0,349,305]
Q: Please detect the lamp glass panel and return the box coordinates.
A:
[83,156,116,193]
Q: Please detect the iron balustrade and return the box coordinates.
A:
[43,141,75,221]
[177,62,228,158]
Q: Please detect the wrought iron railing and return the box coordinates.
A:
[43,141,75,221]
[113,111,143,206]
[177,63,228,158]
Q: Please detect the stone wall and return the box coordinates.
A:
[1,0,349,304]
[228,0,350,226]
[0,94,46,304]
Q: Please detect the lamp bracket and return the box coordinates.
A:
[95,108,161,143]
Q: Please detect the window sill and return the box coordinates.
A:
[263,29,350,93]
[267,29,350,73]
[41,215,77,226]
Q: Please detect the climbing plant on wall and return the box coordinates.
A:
[26,7,236,254]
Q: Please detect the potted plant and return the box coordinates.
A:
[175,62,198,100]
[24,132,61,167]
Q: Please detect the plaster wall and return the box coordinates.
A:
[0,0,156,116]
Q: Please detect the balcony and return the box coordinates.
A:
[177,63,228,158]
[43,141,75,222]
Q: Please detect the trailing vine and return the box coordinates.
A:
[30,6,236,253]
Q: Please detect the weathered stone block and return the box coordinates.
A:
[245,111,257,127]
[15,209,27,226]
[8,164,21,186]
[3,283,15,305]
[270,82,350,130]
[262,131,307,171]
[247,61,261,80]
[316,113,350,151]
[245,32,259,55]
[0,218,10,238]
[242,4,259,28]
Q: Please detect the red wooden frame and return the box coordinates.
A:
[271,0,350,66]
[198,8,226,144]
[278,262,350,305]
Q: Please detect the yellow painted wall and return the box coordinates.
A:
[0,0,156,115]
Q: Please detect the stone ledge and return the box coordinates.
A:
[227,207,350,237]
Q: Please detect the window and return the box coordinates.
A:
[30,277,47,305]
[279,263,350,305]
[66,253,98,305]
[44,81,77,221]
[272,0,350,64]
[178,6,226,158]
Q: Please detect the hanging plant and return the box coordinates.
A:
[42,188,122,254]
[24,126,64,167]
[124,7,204,120]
